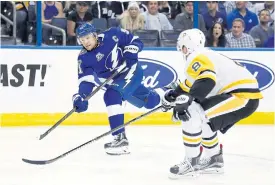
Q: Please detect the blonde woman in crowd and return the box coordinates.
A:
[118,1,144,32]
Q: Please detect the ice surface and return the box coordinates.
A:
[0,125,274,185]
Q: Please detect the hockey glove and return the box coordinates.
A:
[161,89,177,112]
[173,108,191,122]
[124,45,139,68]
[72,93,88,113]
[173,94,193,122]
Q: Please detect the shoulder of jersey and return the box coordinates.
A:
[188,49,210,62]
[104,27,119,35]
[186,51,200,63]
[100,27,120,43]
[78,48,88,56]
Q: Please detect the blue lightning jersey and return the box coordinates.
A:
[77,27,143,96]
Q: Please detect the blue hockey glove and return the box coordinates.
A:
[173,94,193,122]
[72,94,88,113]
[123,45,139,69]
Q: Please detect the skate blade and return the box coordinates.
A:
[168,171,200,180]
[105,146,130,156]
[199,167,224,174]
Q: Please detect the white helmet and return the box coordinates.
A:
[177,29,205,56]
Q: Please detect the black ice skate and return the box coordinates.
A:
[198,144,224,174]
[104,132,130,155]
[169,150,202,179]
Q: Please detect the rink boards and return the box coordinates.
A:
[0,48,274,126]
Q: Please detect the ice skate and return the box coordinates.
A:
[104,132,130,155]
[198,144,224,174]
[169,151,201,179]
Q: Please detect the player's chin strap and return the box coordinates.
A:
[22,105,163,165]
[38,63,127,140]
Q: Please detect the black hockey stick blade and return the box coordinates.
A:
[22,136,93,165]
[22,158,56,165]
[23,105,162,165]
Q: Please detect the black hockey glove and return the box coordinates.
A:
[161,89,177,112]
[173,94,193,122]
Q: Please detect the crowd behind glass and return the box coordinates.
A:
[1,1,274,48]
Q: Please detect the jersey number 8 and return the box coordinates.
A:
[192,62,202,72]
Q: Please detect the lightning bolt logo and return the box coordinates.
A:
[110,44,119,70]
[123,64,137,89]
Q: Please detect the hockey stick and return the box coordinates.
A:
[39,63,127,140]
[22,105,163,165]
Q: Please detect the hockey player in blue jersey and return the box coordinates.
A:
[72,23,160,155]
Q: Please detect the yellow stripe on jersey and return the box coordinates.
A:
[206,96,248,119]
[232,92,263,99]
[179,82,190,93]
[219,79,258,94]
[185,79,192,88]
[186,54,215,80]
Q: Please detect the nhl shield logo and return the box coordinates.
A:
[96,52,104,61]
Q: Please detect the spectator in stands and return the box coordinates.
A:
[227,1,258,33]
[142,1,173,31]
[90,1,127,19]
[225,18,255,48]
[67,1,93,37]
[263,35,274,48]
[41,1,64,43]
[199,1,226,16]
[253,1,274,27]
[67,1,94,45]
[42,1,64,23]
[118,1,144,32]
[224,1,254,15]
[249,9,274,47]
[15,1,29,43]
[202,1,227,31]
[206,22,226,47]
[164,1,182,19]
[174,1,207,34]
[110,1,128,18]
[64,1,76,17]
[159,1,172,19]
[138,1,148,13]
[90,1,110,19]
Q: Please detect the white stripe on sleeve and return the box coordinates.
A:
[130,36,139,43]
[78,75,95,85]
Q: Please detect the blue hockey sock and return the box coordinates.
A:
[108,114,124,135]
[104,88,125,136]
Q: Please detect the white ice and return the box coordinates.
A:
[0,125,274,185]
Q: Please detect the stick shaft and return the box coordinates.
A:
[23,105,163,165]
[39,64,126,140]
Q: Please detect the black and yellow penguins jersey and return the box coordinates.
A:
[179,48,263,101]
